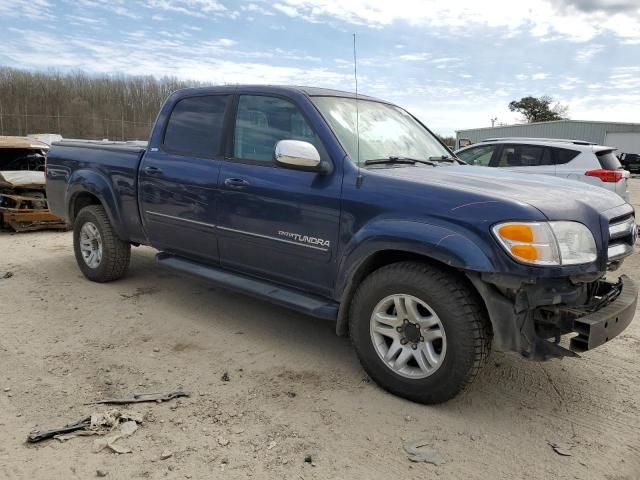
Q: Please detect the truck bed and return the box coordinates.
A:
[46,139,148,244]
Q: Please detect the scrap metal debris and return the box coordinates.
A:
[0,136,67,232]
[92,419,139,454]
[27,410,143,453]
[403,439,446,465]
[547,440,574,457]
[85,390,190,405]
[1,271,13,279]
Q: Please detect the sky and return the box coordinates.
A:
[1,0,639,136]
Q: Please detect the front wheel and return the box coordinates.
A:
[73,205,131,282]
[349,262,491,404]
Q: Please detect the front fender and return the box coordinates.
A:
[333,219,496,335]
[336,219,495,293]
[66,169,126,240]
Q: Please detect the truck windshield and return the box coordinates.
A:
[312,96,450,166]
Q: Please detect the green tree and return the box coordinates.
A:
[508,96,568,123]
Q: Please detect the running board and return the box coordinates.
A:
[155,253,338,321]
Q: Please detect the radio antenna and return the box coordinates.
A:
[353,33,363,185]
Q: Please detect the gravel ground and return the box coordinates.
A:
[0,180,639,480]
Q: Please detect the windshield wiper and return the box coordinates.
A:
[428,155,458,163]
[364,156,437,167]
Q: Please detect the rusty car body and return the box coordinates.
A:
[0,136,67,232]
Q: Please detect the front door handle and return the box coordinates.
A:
[143,166,163,176]
[224,178,250,189]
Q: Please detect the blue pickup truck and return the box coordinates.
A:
[46,86,638,404]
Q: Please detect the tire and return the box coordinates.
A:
[73,205,131,282]
[349,261,491,404]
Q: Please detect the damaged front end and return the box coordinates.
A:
[469,272,638,361]
[0,137,67,232]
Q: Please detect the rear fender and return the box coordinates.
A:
[66,169,126,239]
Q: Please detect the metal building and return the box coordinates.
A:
[456,120,640,154]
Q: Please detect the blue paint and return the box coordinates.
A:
[46,86,630,304]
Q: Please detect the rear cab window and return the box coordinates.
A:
[163,95,230,157]
[596,150,622,170]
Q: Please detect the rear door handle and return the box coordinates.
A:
[224,178,250,189]
[143,166,163,176]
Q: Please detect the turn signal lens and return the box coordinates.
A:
[498,224,534,243]
[511,244,538,261]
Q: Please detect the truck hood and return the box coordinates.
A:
[372,165,627,219]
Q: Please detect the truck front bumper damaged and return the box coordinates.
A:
[468,273,637,361]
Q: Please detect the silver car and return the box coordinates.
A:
[455,137,631,202]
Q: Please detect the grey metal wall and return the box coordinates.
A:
[456,120,640,146]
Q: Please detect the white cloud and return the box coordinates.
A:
[145,0,227,17]
[398,53,430,61]
[2,29,352,88]
[242,3,275,15]
[531,72,550,80]
[431,57,460,64]
[272,3,301,17]
[267,0,640,43]
[0,0,56,20]
[576,43,604,62]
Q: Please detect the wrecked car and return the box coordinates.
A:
[0,136,66,232]
[46,86,638,404]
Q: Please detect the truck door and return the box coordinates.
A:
[139,94,230,264]
[217,94,341,296]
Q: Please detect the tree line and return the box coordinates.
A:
[0,67,200,141]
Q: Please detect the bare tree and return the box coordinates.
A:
[0,67,204,140]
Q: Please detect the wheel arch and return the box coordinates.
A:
[334,229,495,337]
[66,170,126,240]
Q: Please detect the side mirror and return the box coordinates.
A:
[274,140,330,173]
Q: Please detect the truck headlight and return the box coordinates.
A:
[492,221,597,266]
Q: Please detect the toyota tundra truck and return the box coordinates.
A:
[45,86,638,404]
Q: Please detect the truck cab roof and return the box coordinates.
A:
[172,85,388,104]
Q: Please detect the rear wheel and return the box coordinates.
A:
[349,261,491,404]
[73,205,130,282]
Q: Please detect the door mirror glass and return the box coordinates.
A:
[274,140,325,172]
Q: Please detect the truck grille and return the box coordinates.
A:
[607,213,636,262]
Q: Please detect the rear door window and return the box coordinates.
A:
[163,95,230,157]
[596,150,622,170]
[496,145,550,167]
[456,145,496,166]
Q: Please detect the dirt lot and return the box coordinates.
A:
[1,181,639,480]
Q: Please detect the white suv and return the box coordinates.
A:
[454,138,631,202]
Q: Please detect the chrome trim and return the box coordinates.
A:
[146,211,217,229]
[608,243,634,261]
[603,203,634,222]
[275,140,321,168]
[609,217,635,239]
[217,225,329,251]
